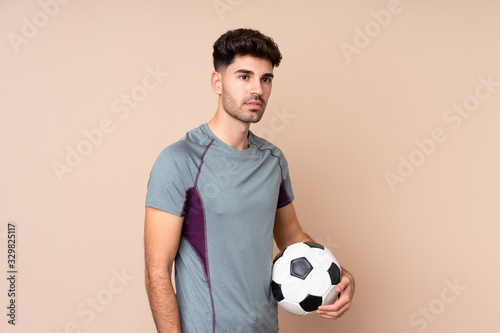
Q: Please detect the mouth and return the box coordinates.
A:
[245,100,263,110]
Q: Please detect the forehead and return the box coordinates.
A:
[227,55,274,74]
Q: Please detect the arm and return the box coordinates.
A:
[144,206,183,333]
[273,202,355,319]
[273,202,313,251]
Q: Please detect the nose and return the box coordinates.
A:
[250,78,263,96]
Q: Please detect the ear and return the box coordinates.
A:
[211,71,222,95]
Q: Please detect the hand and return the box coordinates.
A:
[316,267,355,319]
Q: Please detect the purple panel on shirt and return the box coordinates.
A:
[181,139,213,280]
[277,180,292,208]
[182,187,208,281]
[182,187,209,279]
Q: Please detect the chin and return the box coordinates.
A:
[248,113,264,124]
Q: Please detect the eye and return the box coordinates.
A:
[240,75,249,80]
[262,77,272,83]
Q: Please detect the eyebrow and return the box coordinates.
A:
[234,69,274,78]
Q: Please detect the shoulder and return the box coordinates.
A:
[155,125,214,163]
[249,132,286,159]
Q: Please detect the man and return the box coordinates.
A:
[144,28,354,333]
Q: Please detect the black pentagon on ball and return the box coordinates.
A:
[328,262,341,285]
[300,295,323,312]
[290,257,313,279]
[271,281,284,302]
[303,241,324,250]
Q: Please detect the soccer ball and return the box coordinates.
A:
[271,241,341,315]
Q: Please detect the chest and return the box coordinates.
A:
[196,152,282,224]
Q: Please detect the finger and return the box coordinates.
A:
[318,292,353,318]
[317,311,343,320]
[318,294,347,312]
[335,275,351,293]
[319,284,351,309]
[316,312,338,320]
[316,305,347,319]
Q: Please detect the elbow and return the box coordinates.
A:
[145,263,172,288]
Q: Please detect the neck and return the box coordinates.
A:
[207,103,251,151]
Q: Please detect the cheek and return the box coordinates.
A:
[224,81,245,98]
[263,86,272,100]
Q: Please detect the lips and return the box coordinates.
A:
[245,100,262,109]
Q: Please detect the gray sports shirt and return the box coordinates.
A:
[146,123,294,332]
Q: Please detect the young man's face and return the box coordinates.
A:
[219,55,274,124]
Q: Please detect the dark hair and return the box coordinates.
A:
[213,28,282,72]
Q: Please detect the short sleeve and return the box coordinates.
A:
[277,151,294,208]
[145,147,191,216]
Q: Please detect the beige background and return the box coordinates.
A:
[1,0,499,332]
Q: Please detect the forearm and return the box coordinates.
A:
[145,270,181,333]
[274,204,315,250]
[286,230,314,246]
[275,227,314,250]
